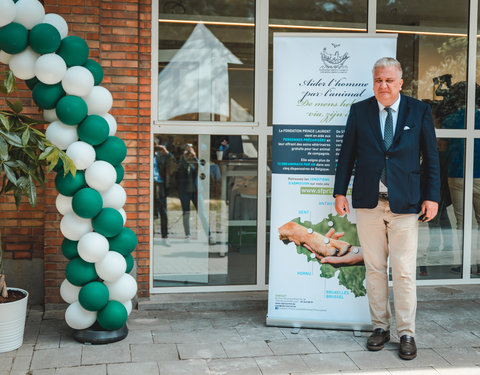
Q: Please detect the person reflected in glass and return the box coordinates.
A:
[177,143,211,243]
[154,138,177,246]
[219,137,230,160]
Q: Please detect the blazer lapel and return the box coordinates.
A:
[368,98,385,151]
[393,94,410,145]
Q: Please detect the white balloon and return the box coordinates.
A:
[60,212,93,241]
[101,184,126,209]
[78,232,109,263]
[83,86,113,115]
[46,121,78,150]
[8,47,39,80]
[62,66,94,97]
[65,301,97,330]
[0,0,16,28]
[43,13,68,39]
[0,50,12,65]
[103,113,117,136]
[14,0,45,30]
[104,274,137,302]
[55,193,73,215]
[95,251,127,282]
[117,208,127,225]
[43,108,58,122]
[66,141,96,170]
[122,299,132,315]
[85,161,117,192]
[35,53,67,85]
[60,279,80,304]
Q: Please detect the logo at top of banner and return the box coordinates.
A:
[320,43,349,73]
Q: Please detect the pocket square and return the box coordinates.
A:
[403,126,411,130]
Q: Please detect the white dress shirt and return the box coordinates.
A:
[378,95,401,193]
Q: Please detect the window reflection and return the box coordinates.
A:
[417,136,464,279]
[158,0,255,122]
[153,134,258,286]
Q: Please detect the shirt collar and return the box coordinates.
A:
[377,94,401,113]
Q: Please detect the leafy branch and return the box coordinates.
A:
[0,69,76,298]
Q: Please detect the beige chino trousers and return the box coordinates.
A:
[356,197,419,337]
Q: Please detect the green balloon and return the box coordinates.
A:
[125,253,134,273]
[57,35,89,67]
[115,164,124,183]
[109,227,137,256]
[32,82,65,110]
[53,158,64,172]
[78,115,109,146]
[97,300,128,330]
[61,238,79,260]
[29,23,61,54]
[25,77,39,90]
[92,208,124,237]
[65,257,98,286]
[95,136,127,166]
[72,188,103,218]
[0,23,28,54]
[83,59,103,86]
[55,170,86,196]
[56,96,88,125]
[79,281,109,311]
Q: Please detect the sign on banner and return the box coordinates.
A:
[267,34,397,330]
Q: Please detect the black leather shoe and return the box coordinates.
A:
[366,328,390,351]
[399,335,417,360]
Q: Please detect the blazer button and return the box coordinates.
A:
[385,156,389,160]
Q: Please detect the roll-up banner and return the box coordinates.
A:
[267,34,397,331]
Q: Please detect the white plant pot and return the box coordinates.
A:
[0,288,29,353]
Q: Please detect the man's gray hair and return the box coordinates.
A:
[372,57,402,78]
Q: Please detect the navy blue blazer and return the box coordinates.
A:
[333,94,440,214]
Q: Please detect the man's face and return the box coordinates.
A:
[373,65,403,107]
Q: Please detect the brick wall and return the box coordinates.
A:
[0,0,152,305]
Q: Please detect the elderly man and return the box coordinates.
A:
[333,57,440,360]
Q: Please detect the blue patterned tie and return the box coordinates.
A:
[381,107,393,186]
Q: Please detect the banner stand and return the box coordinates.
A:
[267,33,397,331]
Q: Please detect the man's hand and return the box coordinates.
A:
[335,194,350,216]
[420,200,438,222]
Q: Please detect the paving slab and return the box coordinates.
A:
[311,334,365,353]
[436,366,480,374]
[267,337,319,355]
[433,347,480,366]
[254,354,310,374]
[30,347,82,370]
[55,364,106,375]
[236,326,287,341]
[158,359,210,375]
[130,343,178,362]
[302,352,359,373]
[221,340,273,358]
[35,334,61,350]
[11,355,32,371]
[385,368,439,374]
[107,361,159,375]
[0,357,12,372]
[177,342,227,359]
[346,350,406,370]
[153,330,198,344]
[81,343,131,365]
[208,357,261,375]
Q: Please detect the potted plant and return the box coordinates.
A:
[0,69,75,352]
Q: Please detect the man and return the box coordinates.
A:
[333,57,440,360]
[153,139,177,245]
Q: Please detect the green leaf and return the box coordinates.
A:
[0,131,23,147]
[27,176,37,206]
[6,99,22,114]
[0,114,9,131]
[0,137,8,161]
[39,146,54,160]
[21,128,30,146]
[13,189,22,207]
[3,164,17,185]
[4,71,16,95]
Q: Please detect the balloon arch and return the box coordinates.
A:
[0,0,138,333]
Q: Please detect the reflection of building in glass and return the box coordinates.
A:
[158,23,252,121]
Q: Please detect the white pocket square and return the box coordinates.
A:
[403,126,411,130]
